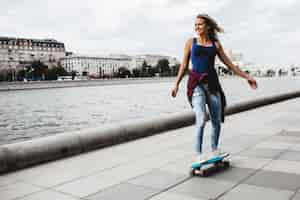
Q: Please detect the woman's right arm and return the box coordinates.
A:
[171,38,192,97]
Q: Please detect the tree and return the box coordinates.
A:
[45,64,69,80]
[71,71,77,80]
[156,59,170,76]
[132,68,141,77]
[147,66,155,77]
[0,69,9,81]
[16,69,26,81]
[141,60,154,77]
[118,67,131,78]
[7,68,15,81]
[266,69,275,77]
[142,61,148,72]
[219,66,232,76]
[31,60,48,80]
[170,64,180,76]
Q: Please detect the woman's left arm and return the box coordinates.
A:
[215,41,257,89]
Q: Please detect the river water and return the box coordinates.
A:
[1,77,300,145]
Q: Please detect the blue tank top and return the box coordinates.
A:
[191,38,217,73]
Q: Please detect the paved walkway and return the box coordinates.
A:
[1,98,300,200]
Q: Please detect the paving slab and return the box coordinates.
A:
[276,150,300,162]
[53,160,157,197]
[222,134,266,148]
[270,135,300,144]
[289,144,300,151]
[18,190,81,200]
[0,182,43,200]
[263,160,300,175]
[230,156,271,169]
[170,177,236,199]
[270,117,300,129]
[208,167,256,183]
[149,190,207,200]
[0,175,19,187]
[127,170,188,190]
[276,130,300,137]
[153,157,192,176]
[9,128,195,187]
[238,148,285,159]
[220,134,267,155]
[219,184,294,200]
[253,141,292,150]
[3,148,132,186]
[292,191,300,200]
[19,166,101,188]
[53,148,190,197]
[244,170,300,191]
[85,183,159,200]
[221,144,251,155]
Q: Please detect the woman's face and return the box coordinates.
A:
[194,17,207,36]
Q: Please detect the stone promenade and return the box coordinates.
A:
[1,98,300,200]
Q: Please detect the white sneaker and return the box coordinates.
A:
[212,149,228,157]
[194,154,209,164]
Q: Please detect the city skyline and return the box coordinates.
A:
[1,0,299,65]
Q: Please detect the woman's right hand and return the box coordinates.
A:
[171,85,179,97]
[246,76,258,89]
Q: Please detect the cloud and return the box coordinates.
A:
[213,0,300,65]
[0,0,299,65]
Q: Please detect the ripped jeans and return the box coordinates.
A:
[191,84,222,154]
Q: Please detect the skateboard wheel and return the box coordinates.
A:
[223,161,230,168]
[189,169,195,176]
[200,170,208,177]
[215,161,222,166]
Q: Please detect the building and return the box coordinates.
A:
[214,49,296,77]
[135,54,180,67]
[60,55,133,77]
[61,54,180,77]
[215,49,246,76]
[0,36,66,71]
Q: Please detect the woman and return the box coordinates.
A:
[171,14,257,162]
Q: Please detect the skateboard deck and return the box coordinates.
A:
[190,153,230,177]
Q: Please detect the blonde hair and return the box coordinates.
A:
[196,14,224,41]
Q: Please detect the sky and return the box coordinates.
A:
[1,0,299,65]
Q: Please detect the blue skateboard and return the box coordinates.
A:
[190,153,230,177]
